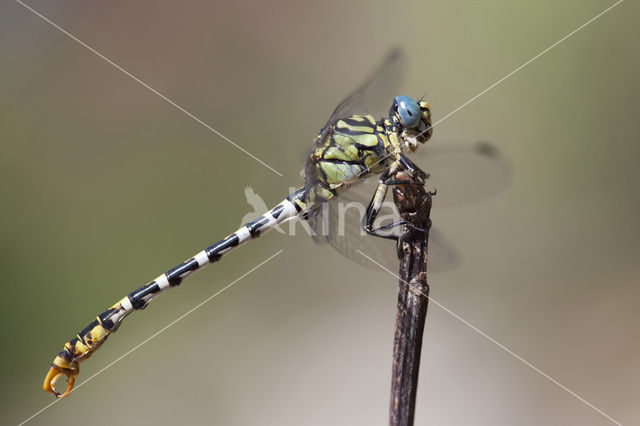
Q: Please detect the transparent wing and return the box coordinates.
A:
[337,140,511,207]
[418,140,512,206]
[310,189,460,272]
[327,48,406,125]
[307,141,511,271]
[310,47,407,151]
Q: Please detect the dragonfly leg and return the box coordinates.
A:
[364,170,393,240]
[382,179,428,187]
[398,154,429,183]
[364,162,432,240]
[375,219,427,234]
[362,169,412,240]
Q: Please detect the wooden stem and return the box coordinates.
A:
[389,174,432,426]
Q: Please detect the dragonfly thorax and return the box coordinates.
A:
[304,96,433,206]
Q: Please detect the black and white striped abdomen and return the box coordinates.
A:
[104,189,306,324]
[55,188,308,368]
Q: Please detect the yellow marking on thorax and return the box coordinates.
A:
[335,120,375,134]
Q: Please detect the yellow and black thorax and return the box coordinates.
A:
[304,114,403,206]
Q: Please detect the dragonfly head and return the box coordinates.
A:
[389,96,433,152]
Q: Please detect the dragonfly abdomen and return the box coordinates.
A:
[44,188,307,398]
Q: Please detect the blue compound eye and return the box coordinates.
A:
[393,95,420,128]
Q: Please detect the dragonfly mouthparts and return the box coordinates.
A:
[401,132,420,152]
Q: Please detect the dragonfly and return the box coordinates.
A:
[43,47,509,398]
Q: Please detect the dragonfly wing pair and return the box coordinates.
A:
[310,140,511,272]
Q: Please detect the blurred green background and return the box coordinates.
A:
[1,0,638,425]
